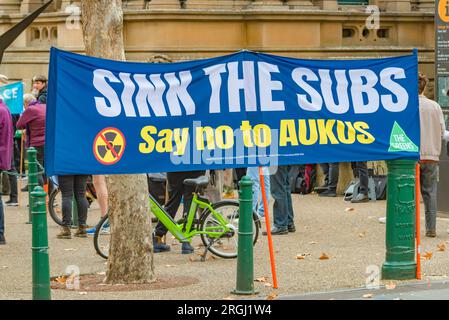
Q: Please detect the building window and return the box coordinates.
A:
[338,0,369,4]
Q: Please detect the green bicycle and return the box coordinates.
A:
[93,176,261,260]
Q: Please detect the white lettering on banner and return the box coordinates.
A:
[0,87,19,100]
[92,62,410,118]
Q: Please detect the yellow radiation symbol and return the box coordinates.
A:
[439,0,449,23]
[93,127,126,165]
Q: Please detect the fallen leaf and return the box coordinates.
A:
[255,277,268,283]
[437,243,446,252]
[55,276,67,284]
[189,256,196,262]
[385,283,396,290]
[358,232,366,238]
[309,241,317,245]
[64,248,77,251]
[422,252,433,260]
[362,293,373,299]
[96,271,106,276]
[296,255,305,260]
[345,207,355,212]
[78,291,88,295]
[165,265,176,268]
[266,293,278,300]
[264,283,273,287]
[319,253,330,260]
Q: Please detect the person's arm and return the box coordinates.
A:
[16,108,34,129]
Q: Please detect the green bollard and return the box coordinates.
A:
[382,160,417,280]
[27,148,38,224]
[232,176,258,295]
[71,196,78,229]
[31,186,51,300]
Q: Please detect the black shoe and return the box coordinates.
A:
[153,235,170,253]
[426,230,436,238]
[351,194,369,203]
[21,185,28,192]
[314,186,329,194]
[262,227,288,236]
[0,234,5,245]
[319,189,337,197]
[288,224,296,233]
[5,199,18,206]
[181,242,194,254]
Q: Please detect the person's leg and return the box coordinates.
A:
[58,175,74,228]
[74,175,89,228]
[93,175,108,218]
[328,162,339,191]
[285,166,295,229]
[181,171,205,215]
[356,162,369,195]
[259,166,271,217]
[0,174,5,243]
[269,166,289,232]
[320,163,330,186]
[247,167,261,215]
[420,163,438,236]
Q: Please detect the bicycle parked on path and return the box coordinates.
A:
[94,175,261,260]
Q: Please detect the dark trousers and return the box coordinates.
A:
[154,170,205,237]
[320,163,339,190]
[420,162,438,233]
[58,175,89,227]
[270,166,294,230]
[34,145,53,195]
[351,162,369,195]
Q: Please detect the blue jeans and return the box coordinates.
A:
[270,166,294,230]
[0,174,4,236]
[247,167,270,218]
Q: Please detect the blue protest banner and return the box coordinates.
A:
[45,47,420,176]
[0,81,23,114]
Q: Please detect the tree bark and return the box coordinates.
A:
[81,0,155,284]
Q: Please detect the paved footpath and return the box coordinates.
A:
[1,190,449,300]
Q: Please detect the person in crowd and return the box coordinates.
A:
[350,161,370,203]
[204,169,223,203]
[247,166,270,221]
[316,162,339,197]
[263,165,295,235]
[31,75,47,104]
[417,73,449,237]
[153,170,205,253]
[86,175,109,234]
[0,92,13,245]
[16,94,47,189]
[56,175,90,239]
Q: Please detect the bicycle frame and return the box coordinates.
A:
[149,193,234,243]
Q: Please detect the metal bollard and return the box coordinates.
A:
[27,148,38,224]
[31,186,51,300]
[382,160,417,280]
[232,176,258,295]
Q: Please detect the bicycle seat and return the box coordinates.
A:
[183,175,209,188]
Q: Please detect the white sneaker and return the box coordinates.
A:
[378,217,386,224]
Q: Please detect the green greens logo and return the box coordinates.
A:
[388,122,419,153]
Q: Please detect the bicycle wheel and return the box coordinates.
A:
[93,214,110,259]
[48,188,63,226]
[199,200,259,259]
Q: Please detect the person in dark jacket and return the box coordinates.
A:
[32,75,47,104]
[0,97,13,245]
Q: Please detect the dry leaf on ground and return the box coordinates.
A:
[64,248,77,251]
[255,277,269,283]
[362,293,373,299]
[309,241,317,245]
[437,243,446,252]
[266,293,278,300]
[345,208,355,212]
[264,283,273,287]
[296,255,305,260]
[96,271,106,276]
[422,252,433,260]
[358,232,366,238]
[319,253,330,260]
[55,276,67,284]
[165,265,176,268]
[385,283,396,290]
[78,291,88,295]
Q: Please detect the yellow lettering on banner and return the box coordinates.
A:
[337,121,356,144]
[173,128,189,156]
[139,126,157,153]
[156,129,173,153]
[240,121,254,148]
[196,126,215,150]
[317,119,339,145]
[280,120,298,147]
[215,125,234,149]
[354,122,376,144]
[298,119,318,146]
[253,124,271,147]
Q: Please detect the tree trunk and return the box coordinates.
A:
[81,0,155,284]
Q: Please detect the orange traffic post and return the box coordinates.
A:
[258,167,278,289]
[415,163,421,280]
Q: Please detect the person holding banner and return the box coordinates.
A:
[0,94,13,245]
[418,73,449,238]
